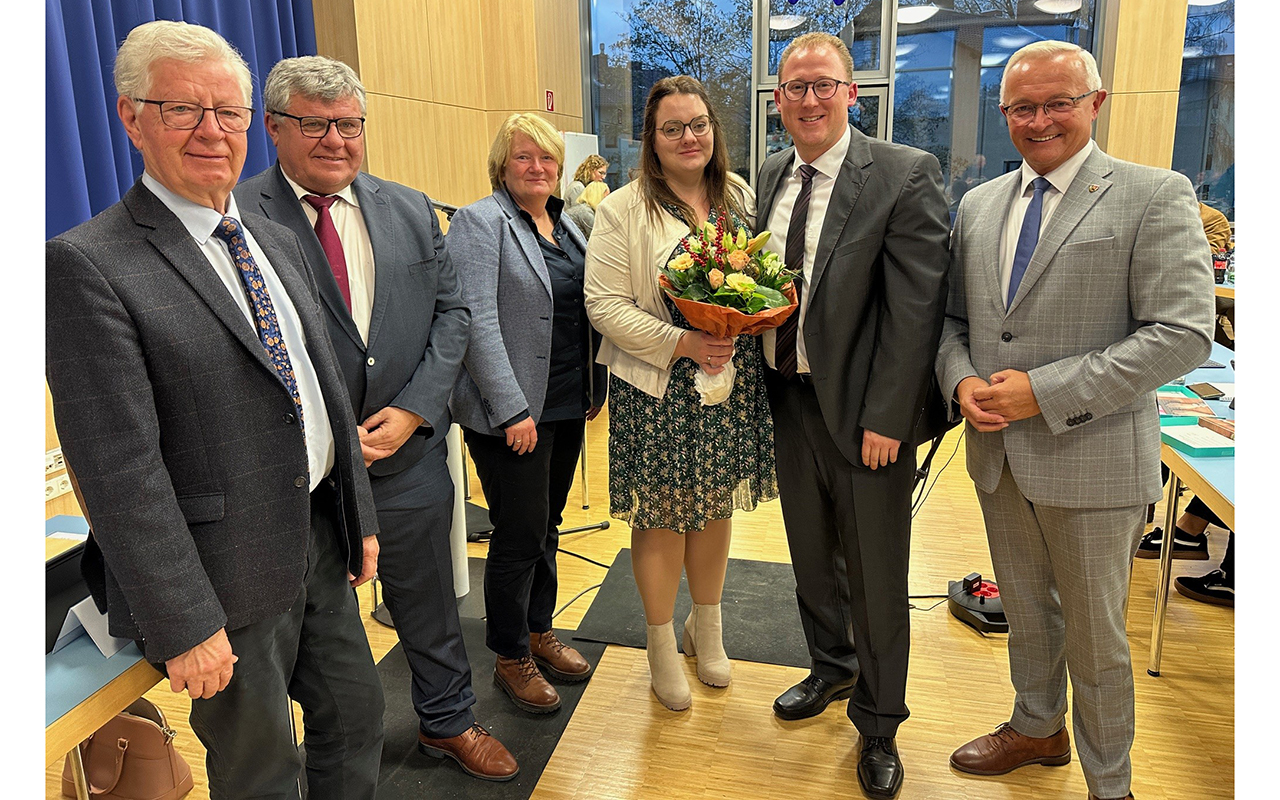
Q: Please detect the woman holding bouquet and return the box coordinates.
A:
[585,76,779,711]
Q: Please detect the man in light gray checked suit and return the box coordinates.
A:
[936,41,1213,800]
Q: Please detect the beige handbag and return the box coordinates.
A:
[61,698,194,800]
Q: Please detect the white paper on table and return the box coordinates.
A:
[47,530,88,542]
[1208,382,1234,401]
[51,596,131,657]
[1163,425,1234,451]
[693,361,736,405]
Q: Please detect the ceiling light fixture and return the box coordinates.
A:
[1033,0,1083,13]
[897,3,940,25]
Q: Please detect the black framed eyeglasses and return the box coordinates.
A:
[135,99,255,133]
[270,110,365,139]
[779,78,851,102]
[659,115,712,140]
[1000,90,1099,123]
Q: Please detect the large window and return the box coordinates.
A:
[1172,0,1234,220]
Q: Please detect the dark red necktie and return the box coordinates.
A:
[302,194,352,311]
[775,164,817,379]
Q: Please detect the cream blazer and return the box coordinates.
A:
[584,176,755,399]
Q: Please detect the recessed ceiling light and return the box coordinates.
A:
[769,15,807,31]
[897,4,940,25]
[1033,0,1083,13]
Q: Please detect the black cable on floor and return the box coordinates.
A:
[559,549,611,569]
[912,428,964,518]
[908,585,968,613]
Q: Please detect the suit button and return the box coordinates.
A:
[1001,332,1013,342]
[294,476,307,488]
[283,413,296,424]
[367,357,376,366]
[1084,412,1093,421]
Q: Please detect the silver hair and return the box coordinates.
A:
[114,20,253,107]
[263,56,367,115]
[1000,40,1103,102]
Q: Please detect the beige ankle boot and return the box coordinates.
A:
[646,621,691,711]
[682,602,731,687]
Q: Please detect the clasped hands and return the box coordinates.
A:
[956,370,1041,431]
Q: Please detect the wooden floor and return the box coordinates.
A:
[46,413,1235,799]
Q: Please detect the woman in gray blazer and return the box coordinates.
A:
[448,113,607,716]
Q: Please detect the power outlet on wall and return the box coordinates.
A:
[46,474,72,500]
[46,448,66,475]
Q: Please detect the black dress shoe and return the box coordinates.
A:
[772,674,856,720]
[858,736,903,799]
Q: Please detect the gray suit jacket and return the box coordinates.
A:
[756,126,952,463]
[46,181,380,663]
[935,145,1214,508]
[235,165,470,479]
[447,189,606,435]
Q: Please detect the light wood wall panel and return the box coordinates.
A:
[311,0,361,75]
[1098,92,1180,169]
[364,93,437,194]
[352,0,434,100]
[479,0,539,111]
[425,0,487,109]
[426,103,494,204]
[535,0,584,119]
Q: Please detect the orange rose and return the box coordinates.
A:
[708,268,725,289]
[727,250,750,271]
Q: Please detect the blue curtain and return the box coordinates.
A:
[46,0,317,239]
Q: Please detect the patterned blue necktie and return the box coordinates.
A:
[1007,176,1052,308]
[213,216,305,434]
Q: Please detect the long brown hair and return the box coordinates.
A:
[638,75,745,231]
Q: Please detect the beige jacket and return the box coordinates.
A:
[584,176,755,399]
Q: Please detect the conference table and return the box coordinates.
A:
[45,515,163,797]
[1214,279,1235,299]
[1146,343,1234,676]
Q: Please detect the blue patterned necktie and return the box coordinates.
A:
[213,216,305,434]
[1007,176,1052,308]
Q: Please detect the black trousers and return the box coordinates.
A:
[371,451,476,739]
[766,372,915,738]
[184,481,385,800]
[465,418,584,659]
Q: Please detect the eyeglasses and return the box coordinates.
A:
[135,99,254,133]
[659,116,712,140]
[779,78,851,102]
[1001,90,1099,123]
[270,110,365,139]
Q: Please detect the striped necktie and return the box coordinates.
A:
[775,163,818,378]
[212,216,305,434]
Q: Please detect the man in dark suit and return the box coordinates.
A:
[756,32,950,799]
[237,56,517,782]
[46,21,384,798]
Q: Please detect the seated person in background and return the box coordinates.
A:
[568,154,609,205]
[1200,202,1234,349]
[565,180,609,239]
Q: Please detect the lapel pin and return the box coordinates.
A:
[1088,184,1099,193]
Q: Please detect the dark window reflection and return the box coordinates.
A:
[1173,0,1234,220]
[762,95,880,159]
[767,0,884,75]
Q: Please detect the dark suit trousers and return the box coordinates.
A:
[185,481,384,800]
[465,419,584,658]
[766,372,914,738]
[371,450,476,738]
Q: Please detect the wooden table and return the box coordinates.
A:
[1214,281,1234,299]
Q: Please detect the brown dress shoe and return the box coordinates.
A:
[494,655,561,713]
[950,722,1071,775]
[530,629,593,682]
[418,723,519,781]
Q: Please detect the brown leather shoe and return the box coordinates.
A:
[418,723,519,781]
[950,722,1071,775]
[494,655,561,713]
[530,629,593,682]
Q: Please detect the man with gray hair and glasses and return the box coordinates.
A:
[237,57,517,782]
[47,20,385,799]
[937,40,1212,800]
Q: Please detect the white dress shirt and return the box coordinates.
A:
[999,140,1096,306]
[281,171,377,344]
[142,172,335,490]
[762,125,851,373]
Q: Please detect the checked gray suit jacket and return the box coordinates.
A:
[46,181,380,663]
[935,145,1214,509]
[236,165,470,478]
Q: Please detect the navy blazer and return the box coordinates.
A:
[236,164,471,478]
[46,181,380,663]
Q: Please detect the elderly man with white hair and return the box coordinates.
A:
[46,20,385,798]
[937,40,1212,800]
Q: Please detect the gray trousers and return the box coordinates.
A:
[977,459,1144,799]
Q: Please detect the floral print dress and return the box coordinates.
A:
[607,205,779,534]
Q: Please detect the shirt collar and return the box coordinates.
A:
[141,172,239,245]
[791,124,851,181]
[1019,139,1095,197]
[281,167,360,209]
[505,187,564,226]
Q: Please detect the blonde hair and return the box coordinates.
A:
[573,155,608,185]
[1001,41,1102,102]
[778,32,854,82]
[487,113,565,191]
[115,20,252,107]
[578,181,610,210]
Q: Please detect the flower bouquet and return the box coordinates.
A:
[658,216,799,404]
